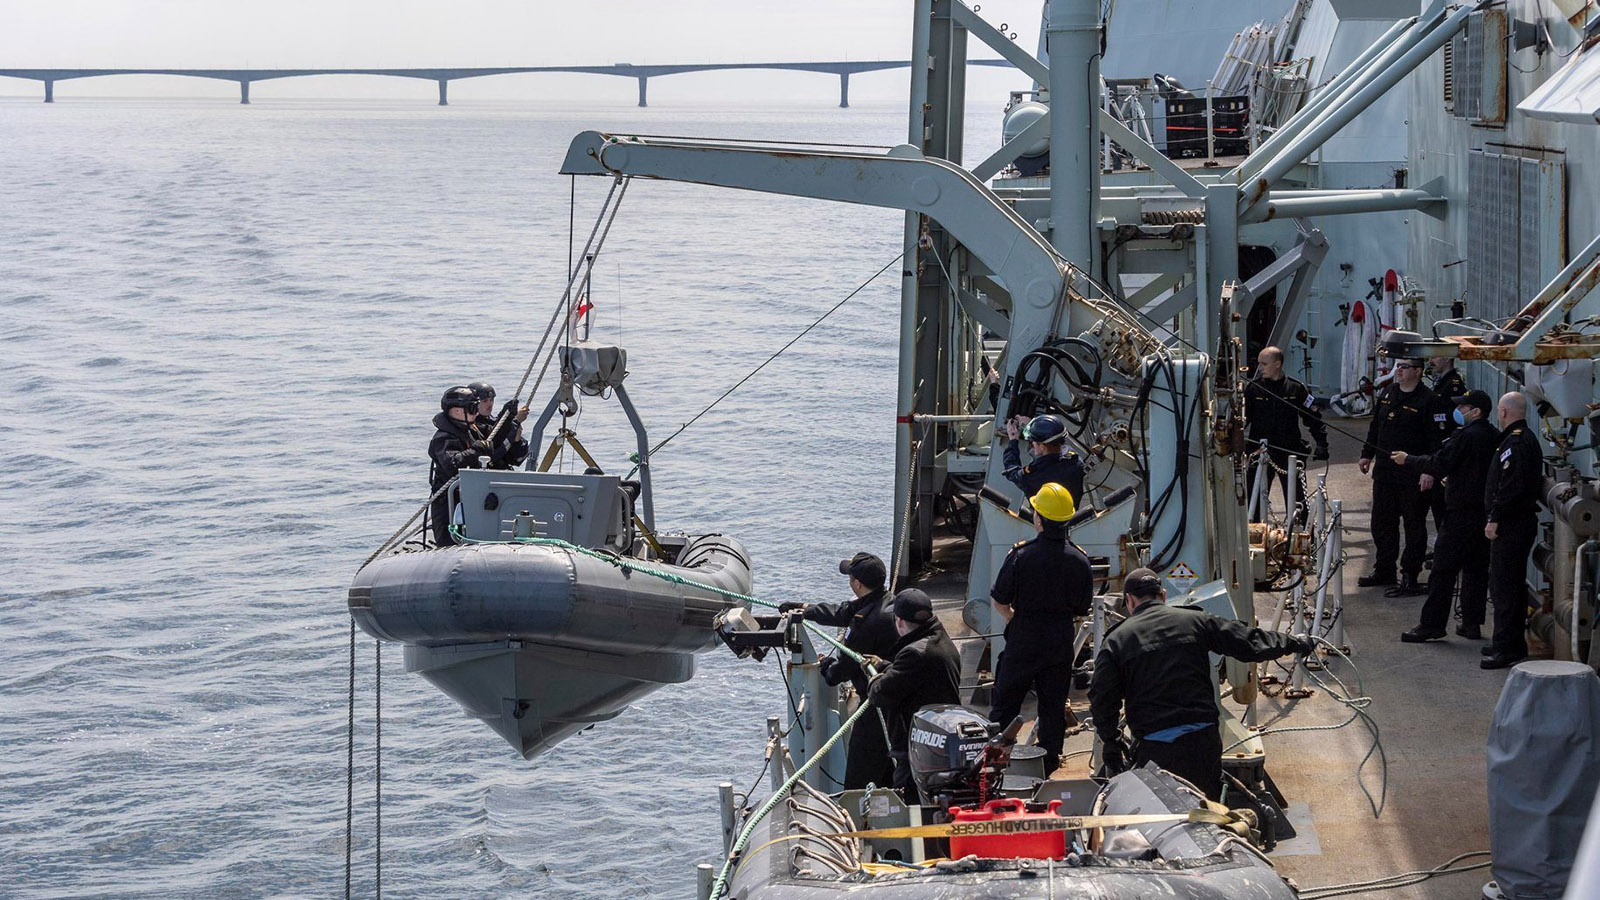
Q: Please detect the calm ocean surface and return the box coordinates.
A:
[0,97,1005,897]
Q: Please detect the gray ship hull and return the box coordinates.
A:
[349,534,750,758]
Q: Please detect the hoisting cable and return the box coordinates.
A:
[483,174,631,449]
[361,179,632,571]
[630,251,905,473]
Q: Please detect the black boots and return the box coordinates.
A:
[1384,574,1426,597]
[1400,627,1446,643]
[1357,569,1395,588]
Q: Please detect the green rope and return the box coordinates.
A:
[711,698,877,899]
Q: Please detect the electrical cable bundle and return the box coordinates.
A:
[1007,337,1104,439]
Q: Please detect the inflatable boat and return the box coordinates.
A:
[351,341,753,759]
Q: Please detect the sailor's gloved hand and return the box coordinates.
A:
[470,440,492,455]
[1289,633,1317,655]
[1313,443,1329,461]
[1100,744,1126,776]
[861,654,888,672]
[777,601,808,614]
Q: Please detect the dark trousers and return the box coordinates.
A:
[428,491,454,547]
[1417,509,1489,632]
[1248,448,1309,526]
[1429,485,1448,551]
[1135,725,1223,801]
[990,643,1071,764]
[1371,480,1429,577]
[1489,517,1538,658]
[845,707,897,791]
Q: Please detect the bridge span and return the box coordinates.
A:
[0,60,1012,107]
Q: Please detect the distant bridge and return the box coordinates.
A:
[0,60,1013,107]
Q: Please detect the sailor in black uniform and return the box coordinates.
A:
[1243,345,1328,525]
[428,386,490,546]
[779,552,898,789]
[864,589,961,795]
[1357,359,1441,594]
[1393,390,1498,643]
[467,381,531,470]
[1003,413,1086,508]
[987,483,1093,774]
[1481,392,1545,670]
[1425,358,1469,534]
[1089,568,1312,799]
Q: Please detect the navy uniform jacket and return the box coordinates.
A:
[476,400,531,470]
[1088,603,1304,743]
[991,528,1093,650]
[867,621,961,756]
[429,411,484,489]
[1244,374,1327,454]
[1405,417,1497,514]
[1431,369,1469,437]
[1002,441,1086,502]
[1361,384,1442,484]
[1484,419,1544,525]
[803,589,898,691]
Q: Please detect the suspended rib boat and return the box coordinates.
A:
[350,341,752,759]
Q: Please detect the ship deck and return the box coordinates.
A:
[924,423,1502,899]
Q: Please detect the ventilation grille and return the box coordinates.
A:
[1467,151,1566,324]
[1447,9,1507,125]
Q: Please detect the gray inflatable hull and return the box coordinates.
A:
[349,535,750,758]
[729,766,1297,899]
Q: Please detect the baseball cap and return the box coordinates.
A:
[892,588,934,622]
[838,552,887,591]
[1123,567,1164,599]
[1452,389,1492,416]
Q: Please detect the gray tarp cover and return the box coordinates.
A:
[1488,660,1600,899]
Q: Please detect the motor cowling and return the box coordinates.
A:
[908,704,997,805]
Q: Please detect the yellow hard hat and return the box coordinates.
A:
[1030,483,1076,522]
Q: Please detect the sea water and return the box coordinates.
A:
[0,97,1004,897]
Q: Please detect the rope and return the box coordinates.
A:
[631,251,904,473]
[374,638,383,900]
[484,175,630,449]
[360,477,458,569]
[343,618,355,900]
[1297,851,1492,899]
[1225,635,1388,817]
[712,699,877,898]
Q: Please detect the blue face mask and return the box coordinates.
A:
[1452,408,1467,427]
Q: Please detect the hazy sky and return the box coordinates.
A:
[0,1,1047,104]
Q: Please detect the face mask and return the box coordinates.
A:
[1452,408,1466,427]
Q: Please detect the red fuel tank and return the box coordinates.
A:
[947,797,1067,860]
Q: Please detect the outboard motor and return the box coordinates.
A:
[908,704,999,806]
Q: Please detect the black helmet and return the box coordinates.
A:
[467,381,495,402]
[1024,414,1067,444]
[441,386,478,412]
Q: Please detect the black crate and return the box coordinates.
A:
[1164,95,1250,159]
